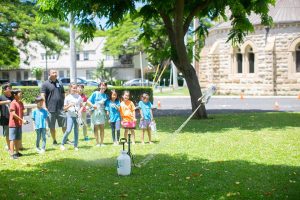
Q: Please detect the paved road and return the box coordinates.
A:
[153,96,300,115]
[1,96,299,134]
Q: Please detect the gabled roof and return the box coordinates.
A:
[211,0,300,31]
[79,37,106,51]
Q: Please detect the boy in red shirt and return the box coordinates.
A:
[9,89,27,159]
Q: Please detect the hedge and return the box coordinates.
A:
[11,86,153,105]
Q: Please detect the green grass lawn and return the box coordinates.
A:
[0,112,299,199]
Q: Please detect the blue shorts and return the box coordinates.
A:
[9,127,22,141]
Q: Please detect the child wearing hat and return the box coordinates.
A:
[32,96,49,154]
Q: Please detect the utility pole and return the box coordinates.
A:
[45,49,48,80]
[172,61,178,88]
[70,14,77,83]
[140,51,144,86]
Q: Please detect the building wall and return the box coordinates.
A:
[198,22,300,96]
[1,37,147,82]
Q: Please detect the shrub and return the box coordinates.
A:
[15,86,153,105]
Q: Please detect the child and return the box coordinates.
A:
[138,93,154,144]
[61,83,83,151]
[9,89,27,159]
[119,90,136,144]
[87,82,108,146]
[0,83,13,151]
[32,96,48,153]
[77,84,88,141]
[105,90,121,146]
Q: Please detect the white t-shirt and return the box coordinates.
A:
[64,93,83,117]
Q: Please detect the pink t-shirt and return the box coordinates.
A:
[80,94,88,112]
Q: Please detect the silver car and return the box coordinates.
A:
[123,78,153,86]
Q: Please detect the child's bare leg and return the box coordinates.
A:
[147,127,152,143]
[141,129,145,144]
[9,140,14,155]
[94,125,99,144]
[100,124,104,144]
[130,129,135,144]
[124,129,128,140]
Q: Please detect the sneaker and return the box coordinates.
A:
[36,148,41,153]
[16,152,23,157]
[39,149,45,154]
[84,137,89,141]
[66,139,74,145]
[100,143,106,147]
[141,142,145,145]
[11,154,18,159]
[4,145,9,151]
[113,142,118,146]
[149,141,153,144]
[132,142,136,145]
[53,140,58,145]
[74,147,79,151]
[60,145,66,151]
[95,144,101,147]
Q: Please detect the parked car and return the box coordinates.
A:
[0,79,9,85]
[123,78,153,86]
[58,77,87,86]
[19,80,42,86]
[86,80,99,86]
[10,82,22,86]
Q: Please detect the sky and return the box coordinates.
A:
[94,2,144,29]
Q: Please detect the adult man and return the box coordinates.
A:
[0,83,13,150]
[41,69,66,145]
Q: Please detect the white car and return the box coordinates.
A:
[123,79,153,86]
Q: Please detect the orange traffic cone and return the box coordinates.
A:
[274,101,279,111]
[157,100,161,109]
[240,92,244,100]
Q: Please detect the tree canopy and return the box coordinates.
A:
[38,0,275,118]
[0,0,69,69]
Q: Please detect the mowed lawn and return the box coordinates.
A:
[0,112,299,199]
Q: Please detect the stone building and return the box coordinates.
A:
[197,0,300,96]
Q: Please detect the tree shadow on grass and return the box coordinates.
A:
[0,153,299,200]
[155,112,300,134]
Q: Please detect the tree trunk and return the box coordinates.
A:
[171,25,207,119]
[174,60,207,119]
[159,1,208,119]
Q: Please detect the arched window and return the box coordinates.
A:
[236,48,243,73]
[296,44,300,73]
[248,48,255,73]
[288,38,300,78]
[245,45,255,74]
[231,47,243,74]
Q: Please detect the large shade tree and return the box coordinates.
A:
[0,0,68,69]
[38,0,274,118]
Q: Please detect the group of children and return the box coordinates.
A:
[1,82,155,159]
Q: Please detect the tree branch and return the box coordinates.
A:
[174,0,184,38]
[158,10,175,45]
[183,0,210,34]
